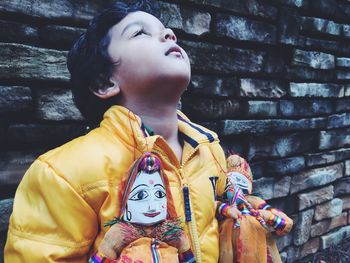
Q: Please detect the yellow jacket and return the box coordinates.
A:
[5,106,227,263]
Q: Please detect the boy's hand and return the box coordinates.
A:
[98,223,126,260]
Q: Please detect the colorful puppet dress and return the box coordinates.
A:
[89,153,195,263]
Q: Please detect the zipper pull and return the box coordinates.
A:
[183,186,192,222]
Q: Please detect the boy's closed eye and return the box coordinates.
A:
[133,27,149,37]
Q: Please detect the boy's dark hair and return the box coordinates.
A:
[67,0,160,124]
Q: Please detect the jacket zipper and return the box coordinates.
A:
[151,239,160,263]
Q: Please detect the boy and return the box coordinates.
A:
[5,1,235,262]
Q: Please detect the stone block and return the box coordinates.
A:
[215,14,276,44]
[219,120,271,136]
[286,246,301,263]
[346,85,350,96]
[314,198,343,221]
[280,252,287,263]
[180,41,265,74]
[321,225,350,249]
[336,98,350,112]
[300,237,320,258]
[298,185,334,210]
[248,132,318,161]
[346,160,350,176]
[186,0,277,20]
[181,9,211,35]
[158,2,182,29]
[311,212,348,237]
[280,100,333,117]
[270,118,326,132]
[309,0,349,21]
[342,196,350,210]
[0,0,107,24]
[294,208,314,246]
[286,66,334,82]
[0,43,69,82]
[36,88,84,121]
[189,75,239,97]
[277,0,309,8]
[276,233,293,251]
[300,16,342,35]
[0,198,13,232]
[252,176,291,200]
[182,97,241,120]
[337,70,350,80]
[246,101,277,117]
[7,123,86,147]
[327,113,350,129]
[336,57,350,68]
[39,25,85,49]
[292,49,335,69]
[306,148,350,167]
[334,177,350,197]
[288,83,344,98]
[0,151,38,186]
[239,79,286,98]
[319,128,350,150]
[344,24,350,38]
[266,156,305,176]
[0,86,32,112]
[290,163,343,194]
[278,7,301,45]
[0,20,38,45]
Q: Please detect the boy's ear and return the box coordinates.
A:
[92,79,120,99]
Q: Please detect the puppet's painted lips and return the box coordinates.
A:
[143,212,160,217]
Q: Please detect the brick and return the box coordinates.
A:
[248,132,317,161]
[298,185,334,210]
[215,14,276,44]
[336,98,350,112]
[286,246,301,263]
[278,7,301,45]
[246,101,277,117]
[300,16,342,35]
[182,9,211,35]
[280,100,333,117]
[239,79,286,98]
[0,86,32,112]
[266,156,305,176]
[346,160,350,176]
[0,43,68,82]
[180,41,265,74]
[186,0,277,20]
[158,2,182,29]
[271,118,325,132]
[319,128,350,150]
[292,49,335,69]
[182,97,241,120]
[0,151,38,186]
[36,88,84,121]
[336,57,350,68]
[276,233,293,251]
[252,176,291,200]
[300,237,320,258]
[0,198,13,232]
[290,163,343,194]
[0,20,38,45]
[294,208,314,246]
[315,198,343,221]
[39,25,84,49]
[327,113,350,129]
[311,212,348,237]
[337,70,350,80]
[279,0,309,8]
[190,75,239,97]
[306,148,350,166]
[286,66,334,82]
[334,177,350,197]
[321,225,350,249]
[288,83,344,98]
[302,37,350,55]
[0,0,106,23]
[341,195,350,210]
[344,24,350,38]
[219,120,271,136]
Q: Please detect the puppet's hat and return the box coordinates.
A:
[226,154,253,183]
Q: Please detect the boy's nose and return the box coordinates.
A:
[161,28,177,42]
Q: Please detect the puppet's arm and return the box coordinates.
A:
[245,195,293,235]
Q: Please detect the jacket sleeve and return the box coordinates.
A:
[4,159,98,263]
[211,143,227,198]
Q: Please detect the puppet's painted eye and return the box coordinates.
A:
[154,190,166,199]
[130,190,149,201]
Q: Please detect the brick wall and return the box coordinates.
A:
[1,0,350,262]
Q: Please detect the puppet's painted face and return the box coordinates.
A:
[124,170,167,225]
[228,171,252,195]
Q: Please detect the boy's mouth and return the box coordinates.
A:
[165,46,183,58]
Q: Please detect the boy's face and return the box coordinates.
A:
[106,11,191,101]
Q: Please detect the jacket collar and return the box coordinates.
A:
[99,105,219,152]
